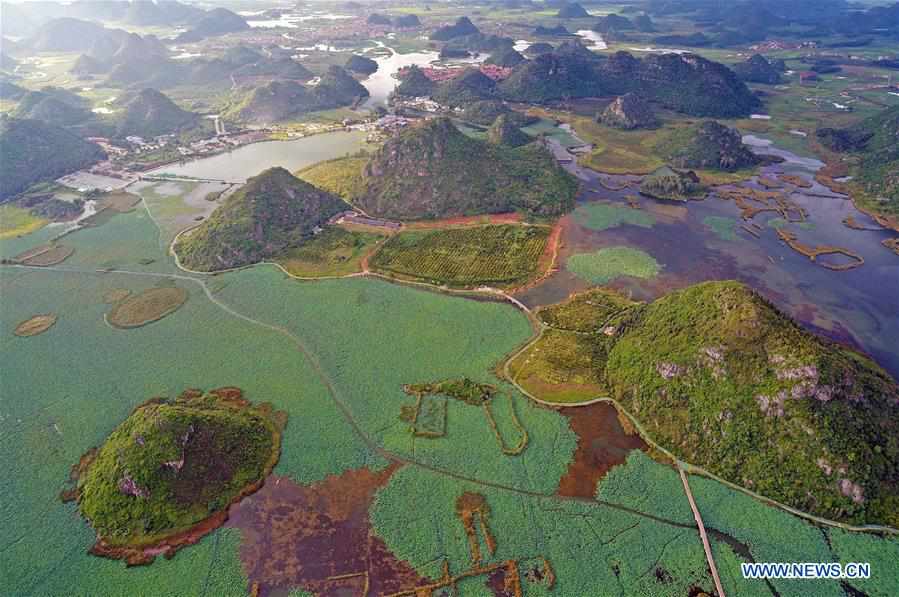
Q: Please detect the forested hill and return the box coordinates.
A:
[355,118,578,220]
[174,167,347,271]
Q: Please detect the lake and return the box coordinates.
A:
[519,137,899,380]
[362,46,439,108]
[150,130,367,182]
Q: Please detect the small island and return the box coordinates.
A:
[61,387,286,565]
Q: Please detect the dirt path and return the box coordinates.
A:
[680,467,726,597]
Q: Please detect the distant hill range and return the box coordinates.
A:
[397,42,760,118]
[174,167,348,271]
[355,117,578,219]
[0,118,106,201]
[13,86,93,127]
[114,88,201,138]
[175,8,249,43]
[664,121,762,171]
[430,16,479,41]
[817,104,899,221]
[226,66,368,124]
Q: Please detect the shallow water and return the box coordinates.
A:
[519,138,899,379]
[361,45,439,108]
[150,130,367,182]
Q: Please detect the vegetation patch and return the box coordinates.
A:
[12,243,75,266]
[61,387,286,565]
[106,286,188,329]
[275,227,385,278]
[702,216,739,241]
[402,378,528,456]
[566,246,662,284]
[574,202,656,231]
[295,155,368,202]
[356,118,578,220]
[0,205,48,239]
[14,313,57,337]
[370,224,550,288]
[102,288,132,304]
[509,281,899,526]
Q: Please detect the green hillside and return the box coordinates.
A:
[817,104,899,219]
[529,281,899,526]
[114,88,200,138]
[356,118,578,219]
[0,118,106,200]
[174,167,348,271]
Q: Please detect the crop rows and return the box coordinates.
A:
[370,224,549,287]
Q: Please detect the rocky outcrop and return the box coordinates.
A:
[174,167,347,271]
[732,54,783,84]
[599,93,658,129]
[667,121,761,171]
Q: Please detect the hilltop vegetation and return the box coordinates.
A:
[426,46,763,117]
[65,388,284,564]
[661,121,761,171]
[227,66,368,124]
[174,167,347,271]
[430,16,479,41]
[517,281,899,526]
[114,88,200,139]
[356,118,578,220]
[817,104,899,218]
[0,118,105,201]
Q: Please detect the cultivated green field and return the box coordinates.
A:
[370,224,550,288]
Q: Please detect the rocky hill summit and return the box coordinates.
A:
[356,117,577,219]
[667,121,761,171]
[732,54,783,84]
[174,167,347,271]
[599,93,658,129]
[487,113,532,146]
[114,88,199,138]
[430,16,479,41]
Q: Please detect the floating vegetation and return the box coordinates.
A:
[388,491,553,597]
[11,243,74,266]
[702,216,739,241]
[767,217,815,231]
[757,176,782,189]
[102,288,132,304]
[567,246,662,284]
[402,378,528,456]
[842,215,882,231]
[574,202,655,231]
[776,228,864,271]
[883,238,899,256]
[778,173,813,188]
[61,387,285,566]
[716,186,807,223]
[106,286,188,329]
[14,313,57,337]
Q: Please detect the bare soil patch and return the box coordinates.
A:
[14,314,57,337]
[557,402,648,499]
[227,464,427,597]
[107,287,188,329]
[102,288,132,304]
